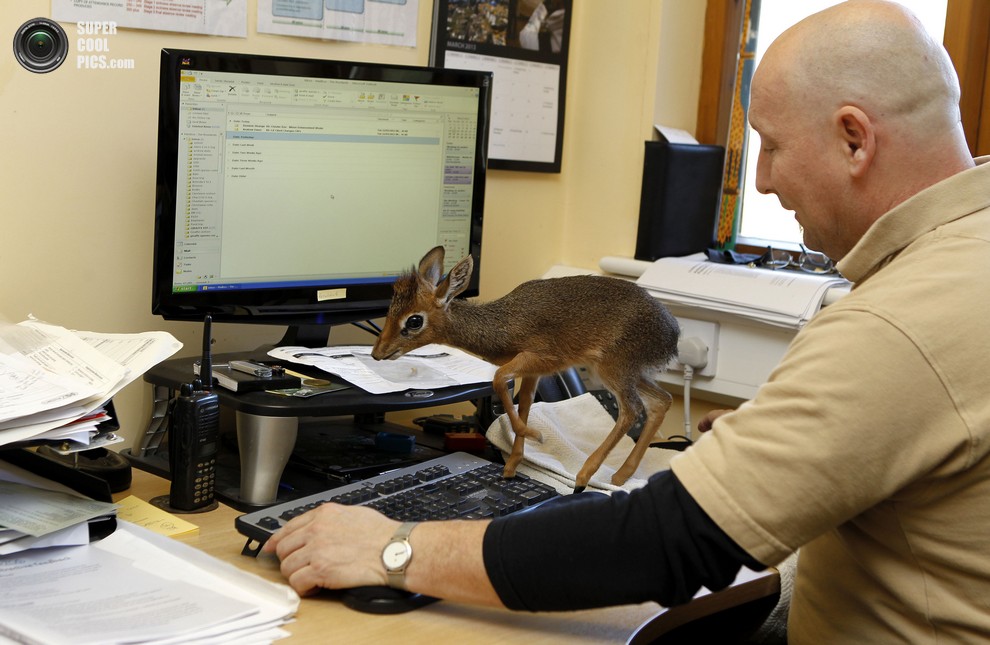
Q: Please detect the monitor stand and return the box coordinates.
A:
[278,324,333,348]
[128,343,494,511]
[233,411,299,506]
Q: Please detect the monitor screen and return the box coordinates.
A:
[152,49,491,345]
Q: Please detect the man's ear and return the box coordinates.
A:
[835,106,875,178]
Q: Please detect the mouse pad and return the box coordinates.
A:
[341,585,440,614]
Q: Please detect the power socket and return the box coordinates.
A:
[667,317,719,378]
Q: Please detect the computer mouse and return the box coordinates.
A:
[341,585,440,614]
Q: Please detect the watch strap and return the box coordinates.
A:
[384,521,418,590]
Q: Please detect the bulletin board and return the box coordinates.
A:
[430,0,572,173]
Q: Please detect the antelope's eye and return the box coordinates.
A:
[405,314,424,331]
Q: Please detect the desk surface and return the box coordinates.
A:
[120,468,664,644]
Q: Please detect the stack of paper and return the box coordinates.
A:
[0,319,182,447]
[0,521,299,644]
[636,255,850,329]
[0,458,298,643]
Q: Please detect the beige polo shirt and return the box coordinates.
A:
[672,158,990,643]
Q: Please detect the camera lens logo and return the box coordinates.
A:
[13,18,68,73]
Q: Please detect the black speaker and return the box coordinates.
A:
[635,139,725,261]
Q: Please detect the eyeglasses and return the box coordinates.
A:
[751,245,837,275]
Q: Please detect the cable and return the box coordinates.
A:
[351,320,382,336]
[682,364,694,440]
[676,337,709,443]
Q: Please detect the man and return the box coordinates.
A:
[264,1,990,640]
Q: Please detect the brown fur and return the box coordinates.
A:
[372,246,680,490]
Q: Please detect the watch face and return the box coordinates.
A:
[382,540,412,569]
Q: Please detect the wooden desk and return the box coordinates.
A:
[120,468,666,644]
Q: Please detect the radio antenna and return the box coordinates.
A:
[201,314,213,391]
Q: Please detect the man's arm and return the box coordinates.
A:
[263,469,762,611]
[262,502,503,606]
[483,470,763,611]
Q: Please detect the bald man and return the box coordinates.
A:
[264,2,990,641]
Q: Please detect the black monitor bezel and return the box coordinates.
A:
[152,48,490,330]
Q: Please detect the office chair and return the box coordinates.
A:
[535,366,587,402]
[627,569,782,645]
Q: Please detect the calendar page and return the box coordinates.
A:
[431,0,571,173]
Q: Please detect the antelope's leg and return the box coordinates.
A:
[611,380,673,486]
[494,356,564,478]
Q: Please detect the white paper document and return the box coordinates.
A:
[0,351,96,427]
[0,320,182,447]
[0,522,299,644]
[0,460,115,555]
[51,0,247,37]
[0,480,116,537]
[636,255,850,329]
[0,523,91,556]
[257,0,418,47]
[268,344,497,394]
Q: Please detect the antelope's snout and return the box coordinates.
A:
[371,335,404,361]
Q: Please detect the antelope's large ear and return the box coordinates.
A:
[417,246,446,286]
[436,254,473,306]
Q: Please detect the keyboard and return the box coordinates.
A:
[236,452,560,550]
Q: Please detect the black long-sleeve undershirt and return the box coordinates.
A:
[482,469,765,611]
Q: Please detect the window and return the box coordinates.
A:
[696,0,990,253]
[738,0,948,247]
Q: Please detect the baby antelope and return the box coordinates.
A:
[372,246,680,492]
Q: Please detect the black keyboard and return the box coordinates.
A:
[236,452,560,551]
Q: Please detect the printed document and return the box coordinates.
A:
[0,320,182,446]
[636,255,850,329]
[0,459,115,555]
[51,0,247,37]
[268,343,497,394]
[0,480,115,537]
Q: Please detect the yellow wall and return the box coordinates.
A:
[0,1,708,447]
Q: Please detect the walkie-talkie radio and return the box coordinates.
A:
[168,314,220,511]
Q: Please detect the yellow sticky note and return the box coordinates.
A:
[115,495,199,537]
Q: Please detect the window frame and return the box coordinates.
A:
[696,0,989,255]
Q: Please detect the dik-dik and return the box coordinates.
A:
[372,246,680,492]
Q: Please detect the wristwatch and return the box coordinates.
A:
[382,522,418,590]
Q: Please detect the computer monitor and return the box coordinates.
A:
[152,48,491,346]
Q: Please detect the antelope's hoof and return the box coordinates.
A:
[572,485,587,494]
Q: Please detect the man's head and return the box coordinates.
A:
[749,0,973,261]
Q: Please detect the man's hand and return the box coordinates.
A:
[262,503,399,596]
[262,502,502,606]
[697,409,733,434]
